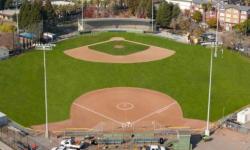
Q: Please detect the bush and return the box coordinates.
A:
[192,11,202,23]
[207,18,217,28]
[0,23,15,32]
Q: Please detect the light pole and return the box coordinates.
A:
[43,47,49,138]
[15,0,19,34]
[81,0,84,31]
[205,45,214,137]
[151,0,154,32]
[214,1,223,58]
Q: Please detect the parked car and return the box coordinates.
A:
[146,145,166,150]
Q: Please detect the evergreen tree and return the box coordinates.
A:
[0,0,6,10]
[19,0,31,29]
[156,2,172,27]
[43,0,56,21]
[4,0,12,9]
[172,4,180,19]
[146,0,156,19]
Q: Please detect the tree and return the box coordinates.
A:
[201,3,212,22]
[43,0,56,21]
[207,17,217,28]
[127,0,139,16]
[172,4,180,19]
[192,10,202,23]
[19,0,32,29]
[234,19,250,35]
[4,0,12,9]
[156,2,173,28]
[0,0,6,10]
[137,0,148,18]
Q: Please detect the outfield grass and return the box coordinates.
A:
[89,40,149,55]
[0,32,250,127]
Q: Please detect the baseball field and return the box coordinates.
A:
[0,32,249,130]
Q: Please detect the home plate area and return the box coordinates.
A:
[32,87,206,133]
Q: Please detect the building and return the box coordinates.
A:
[165,0,193,11]
[219,5,250,31]
[237,108,250,124]
[191,0,217,21]
[0,47,9,60]
[0,9,19,21]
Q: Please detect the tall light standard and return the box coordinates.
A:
[151,0,154,32]
[81,0,84,31]
[205,45,214,137]
[43,47,49,138]
[15,0,19,34]
[205,1,224,136]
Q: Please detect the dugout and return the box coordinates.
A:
[0,112,8,127]
[78,18,154,33]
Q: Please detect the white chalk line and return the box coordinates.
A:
[73,103,123,125]
[73,101,177,127]
[132,102,177,125]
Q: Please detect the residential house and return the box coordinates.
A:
[0,9,19,22]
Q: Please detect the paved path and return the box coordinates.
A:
[0,140,12,150]
[194,128,250,150]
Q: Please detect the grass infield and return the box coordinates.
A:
[88,40,149,55]
[0,32,250,127]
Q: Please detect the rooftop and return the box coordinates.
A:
[0,9,20,16]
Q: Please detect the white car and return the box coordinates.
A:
[51,145,66,150]
[148,145,166,150]
[60,139,85,149]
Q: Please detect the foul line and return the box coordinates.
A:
[73,103,123,125]
[132,102,177,125]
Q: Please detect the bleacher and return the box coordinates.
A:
[78,18,153,33]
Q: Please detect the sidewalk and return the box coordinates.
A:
[0,140,13,150]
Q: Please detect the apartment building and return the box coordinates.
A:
[219,5,250,31]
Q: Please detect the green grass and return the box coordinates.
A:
[89,40,149,55]
[0,32,250,127]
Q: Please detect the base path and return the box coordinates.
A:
[64,37,175,63]
[32,87,206,133]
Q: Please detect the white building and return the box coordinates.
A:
[237,108,250,124]
[165,0,192,11]
[0,47,9,60]
[51,0,75,6]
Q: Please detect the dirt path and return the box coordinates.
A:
[64,37,175,63]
